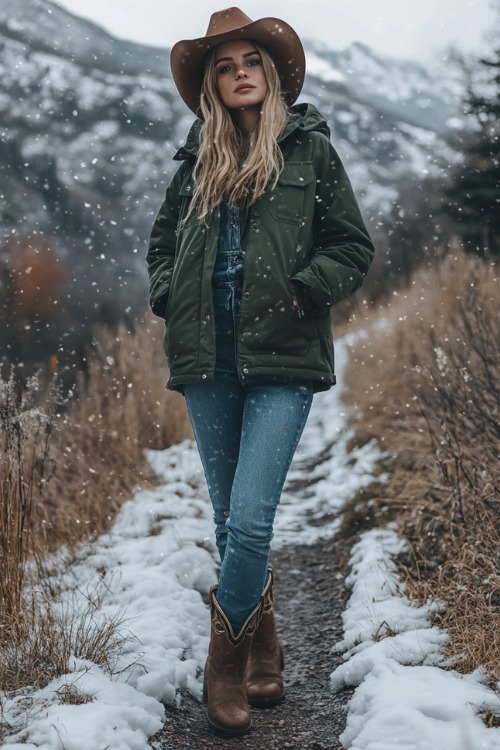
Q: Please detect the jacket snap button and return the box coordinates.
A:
[201,373,208,380]
[242,367,249,375]
[244,291,250,299]
[205,314,211,321]
[252,222,259,231]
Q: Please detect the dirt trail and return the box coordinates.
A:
[150,536,352,749]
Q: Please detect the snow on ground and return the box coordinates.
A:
[1,339,500,749]
[332,529,500,749]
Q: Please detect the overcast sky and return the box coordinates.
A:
[54,0,496,65]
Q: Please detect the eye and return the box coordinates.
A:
[216,64,233,75]
[247,58,261,67]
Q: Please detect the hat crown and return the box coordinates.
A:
[205,7,254,38]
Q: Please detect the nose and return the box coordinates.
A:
[235,65,248,79]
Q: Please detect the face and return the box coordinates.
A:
[213,39,268,111]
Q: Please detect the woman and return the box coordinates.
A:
[147,7,374,737]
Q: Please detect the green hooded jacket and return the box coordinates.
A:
[147,103,375,392]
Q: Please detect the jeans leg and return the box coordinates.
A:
[184,375,244,562]
[216,381,313,631]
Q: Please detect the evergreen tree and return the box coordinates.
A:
[444,43,500,256]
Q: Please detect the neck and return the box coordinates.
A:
[231,105,261,136]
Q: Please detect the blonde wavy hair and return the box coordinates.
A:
[187,42,289,222]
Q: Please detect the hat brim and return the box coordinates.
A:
[170,17,305,115]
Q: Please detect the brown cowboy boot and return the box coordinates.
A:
[203,585,264,736]
[245,567,285,707]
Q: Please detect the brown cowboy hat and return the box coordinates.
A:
[170,7,305,115]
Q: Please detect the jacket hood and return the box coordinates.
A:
[173,103,330,161]
[279,103,330,141]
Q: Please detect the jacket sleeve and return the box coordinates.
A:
[146,162,189,318]
[291,132,375,312]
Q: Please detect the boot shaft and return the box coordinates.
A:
[204,584,265,736]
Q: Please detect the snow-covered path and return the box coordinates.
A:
[2,341,500,749]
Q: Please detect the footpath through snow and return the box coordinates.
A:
[2,339,500,749]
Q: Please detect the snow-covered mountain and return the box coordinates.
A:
[0,0,458,324]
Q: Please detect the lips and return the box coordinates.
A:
[234,84,255,93]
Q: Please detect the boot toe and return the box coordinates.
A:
[208,702,252,736]
[247,680,285,707]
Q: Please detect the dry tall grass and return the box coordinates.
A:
[36,315,191,550]
[0,314,190,695]
[342,254,500,683]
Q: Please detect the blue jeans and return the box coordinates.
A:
[184,277,313,632]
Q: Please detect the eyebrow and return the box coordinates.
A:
[215,50,260,65]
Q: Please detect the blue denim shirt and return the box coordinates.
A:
[212,202,244,289]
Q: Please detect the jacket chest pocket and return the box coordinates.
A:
[268,162,314,225]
